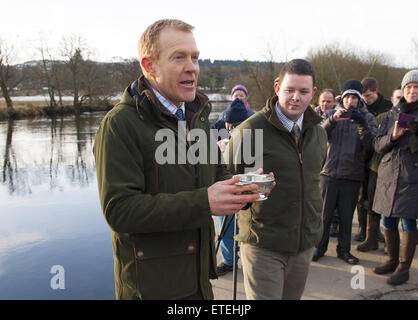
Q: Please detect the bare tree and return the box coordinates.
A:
[61,35,87,111]
[307,44,407,103]
[241,49,281,108]
[110,57,142,91]
[37,38,58,107]
[0,39,23,115]
[81,59,109,106]
[37,37,66,107]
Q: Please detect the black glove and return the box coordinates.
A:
[350,109,366,124]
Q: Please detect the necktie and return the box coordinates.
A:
[175,108,185,121]
[291,122,300,143]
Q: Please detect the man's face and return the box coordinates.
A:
[362,89,378,106]
[274,73,316,122]
[391,89,402,106]
[319,92,335,112]
[404,82,418,103]
[232,90,247,103]
[148,27,200,106]
[343,94,359,110]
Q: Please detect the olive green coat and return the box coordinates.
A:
[225,96,328,254]
[93,77,230,299]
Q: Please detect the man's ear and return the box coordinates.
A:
[140,57,154,76]
[274,82,280,95]
[312,86,317,97]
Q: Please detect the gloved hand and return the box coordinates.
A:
[350,109,366,124]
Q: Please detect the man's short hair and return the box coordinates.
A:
[361,77,378,92]
[319,88,335,98]
[274,59,316,87]
[138,19,194,61]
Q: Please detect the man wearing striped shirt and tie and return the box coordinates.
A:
[225,59,328,300]
[93,19,262,300]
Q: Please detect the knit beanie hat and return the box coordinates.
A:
[224,98,251,126]
[231,84,248,97]
[401,70,418,93]
[341,80,363,101]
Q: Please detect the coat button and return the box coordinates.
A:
[186,242,196,253]
[200,117,205,122]
[136,250,144,259]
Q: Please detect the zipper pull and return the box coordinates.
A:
[299,153,303,164]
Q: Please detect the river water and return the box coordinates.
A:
[0,98,229,299]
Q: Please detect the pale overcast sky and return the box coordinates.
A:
[1,0,417,68]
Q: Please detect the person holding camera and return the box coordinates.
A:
[313,80,377,265]
[372,70,418,286]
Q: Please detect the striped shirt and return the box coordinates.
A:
[151,87,185,118]
[274,102,303,136]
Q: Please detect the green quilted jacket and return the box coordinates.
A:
[93,77,230,299]
[225,95,327,254]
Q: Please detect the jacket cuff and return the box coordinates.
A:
[198,187,214,218]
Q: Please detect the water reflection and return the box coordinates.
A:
[0,113,115,299]
[2,120,15,194]
[0,114,101,196]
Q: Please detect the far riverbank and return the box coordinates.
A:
[0,93,230,121]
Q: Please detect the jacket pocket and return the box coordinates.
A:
[380,152,391,164]
[132,230,198,300]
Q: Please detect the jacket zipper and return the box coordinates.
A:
[292,132,305,252]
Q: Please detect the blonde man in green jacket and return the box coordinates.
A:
[93,19,261,300]
[225,59,327,300]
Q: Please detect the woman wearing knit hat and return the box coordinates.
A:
[231,84,253,113]
[210,85,254,133]
[372,69,418,285]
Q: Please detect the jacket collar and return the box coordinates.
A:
[126,75,210,127]
[262,95,322,133]
[398,97,418,113]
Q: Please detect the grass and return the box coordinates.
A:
[0,100,117,121]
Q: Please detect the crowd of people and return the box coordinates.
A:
[93,18,417,300]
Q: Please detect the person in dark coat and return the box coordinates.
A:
[372,70,418,286]
[361,77,393,116]
[314,88,336,116]
[355,77,393,250]
[313,80,377,265]
[314,89,339,237]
